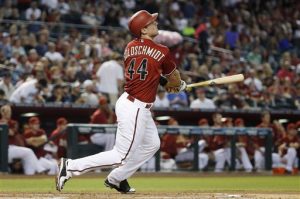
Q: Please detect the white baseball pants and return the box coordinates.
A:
[272,147,298,172]
[8,145,45,175]
[234,147,253,171]
[254,147,283,171]
[66,92,160,184]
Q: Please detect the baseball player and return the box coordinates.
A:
[0,105,46,175]
[273,123,299,174]
[24,117,58,175]
[56,10,187,193]
[210,113,230,172]
[254,111,286,171]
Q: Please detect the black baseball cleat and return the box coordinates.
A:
[56,158,71,192]
[104,179,136,194]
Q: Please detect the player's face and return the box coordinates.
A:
[145,21,158,37]
[32,124,40,130]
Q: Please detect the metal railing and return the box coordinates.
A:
[67,123,273,171]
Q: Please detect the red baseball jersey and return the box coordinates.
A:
[24,128,47,158]
[90,109,116,124]
[124,38,176,103]
[50,128,67,158]
[161,133,179,159]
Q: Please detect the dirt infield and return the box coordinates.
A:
[1,192,300,199]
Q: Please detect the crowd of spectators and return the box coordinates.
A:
[0,0,299,111]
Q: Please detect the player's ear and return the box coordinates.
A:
[141,27,147,36]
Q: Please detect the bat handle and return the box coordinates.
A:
[185,86,192,92]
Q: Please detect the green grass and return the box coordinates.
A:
[0,176,299,193]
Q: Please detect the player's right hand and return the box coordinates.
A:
[165,80,187,93]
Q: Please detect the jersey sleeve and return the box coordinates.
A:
[161,52,177,76]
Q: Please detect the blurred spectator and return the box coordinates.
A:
[11,37,26,56]
[246,46,262,69]
[154,88,169,108]
[9,78,48,104]
[24,116,58,175]
[35,35,48,56]
[41,0,58,11]
[27,49,39,69]
[95,53,124,105]
[0,89,8,103]
[69,81,82,104]
[44,42,64,63]
[0,32,12,59]
[167,91,188,108]
[75,59,92,83]
[0,72,15,100]
[57,0,70,15]
[244,69,263,92]
[0,0,298,112]
[190,88,216,109]
[80,79,98,106]
[46,84,67,104]
[25,2,41,21]
[81,4,100,26]
[225,24,239,49]
[277,52,295,81]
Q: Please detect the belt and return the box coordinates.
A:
[127,95,152,109]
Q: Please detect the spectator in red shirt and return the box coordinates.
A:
[277,52,295,81]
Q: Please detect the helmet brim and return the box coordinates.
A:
[144,13,158,27]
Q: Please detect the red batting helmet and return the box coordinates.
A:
[128,10,158,37]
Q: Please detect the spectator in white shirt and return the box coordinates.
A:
[45,42,64,63]
[41,0,58,11]
[25,2,41,21]
[154,89,170,108]
[80,79,99,107]
[190,88,216,109]
[244,69,263,92]
[0,73,15,100]
[96,54,124,105]
[9,78,48,104]
[57,0,70,15]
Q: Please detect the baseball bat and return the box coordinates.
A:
[186,74,244,90]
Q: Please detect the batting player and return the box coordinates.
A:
[56,10,187,193]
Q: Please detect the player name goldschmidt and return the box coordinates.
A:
[124,46,165,61]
